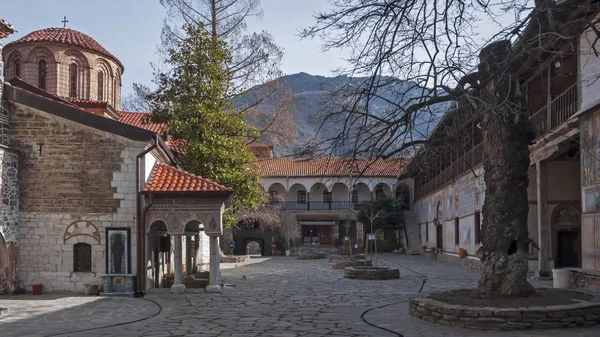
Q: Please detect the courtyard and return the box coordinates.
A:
[1,254,600,337]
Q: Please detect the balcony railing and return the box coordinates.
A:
[530,83,579,139]
[280,201,351,211]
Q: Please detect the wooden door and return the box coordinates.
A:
[556,230,580,268]
[320,226,332,245]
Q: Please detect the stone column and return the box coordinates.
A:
[185,235,192,276]
[536,160,551,277]
[206,235,222,293]
[170,235,186,293]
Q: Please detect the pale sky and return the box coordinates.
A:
[2,0,341,98]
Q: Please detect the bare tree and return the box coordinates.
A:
[301,0,600,297]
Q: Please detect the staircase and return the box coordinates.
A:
[402,211,422,255]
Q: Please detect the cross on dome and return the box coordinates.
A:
[62,16,68,28]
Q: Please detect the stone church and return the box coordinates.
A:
[0,22,231,294]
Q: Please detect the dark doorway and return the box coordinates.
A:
[556,230,581,268]
[436,224,443,249]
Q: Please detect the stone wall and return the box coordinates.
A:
[10,102,147,292]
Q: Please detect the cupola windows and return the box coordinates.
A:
[69,64,78,98]
[38,60,46,90]
[14,59,20,78]
[97,71,104,101]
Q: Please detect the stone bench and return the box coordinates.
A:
[409,296,600,330]
[569,268,600,291]
[343,266,400,280]
[296,252,327,260]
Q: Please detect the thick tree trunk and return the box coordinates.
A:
[477,40,535,297]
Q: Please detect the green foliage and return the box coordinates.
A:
[357,197,404,232]
[149,23,265,226]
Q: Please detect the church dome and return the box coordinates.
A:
[5,27,123,72]
[3,27,124,110]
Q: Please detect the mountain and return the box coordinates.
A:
[236,72,447,157]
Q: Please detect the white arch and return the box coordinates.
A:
[266,182,287,193]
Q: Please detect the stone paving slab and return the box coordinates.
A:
[1,254,599,337]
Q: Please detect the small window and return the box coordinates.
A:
[98,71,104,100]
[14,60,20,78]
[454,217,459,245]
[474,212,481,244]
[297,190,307,204]
[69,64,78,98]
[39,60,47,90]
[73,242,92,272]
[351,189,358,203]
[323,190,332,203]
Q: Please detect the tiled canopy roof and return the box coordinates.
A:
[6,28,124,71]
[119,111,166,133]
[257,157,406,177]
[145,164,231,193]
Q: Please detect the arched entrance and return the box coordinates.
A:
[246,241,262,256]
[148,220,170,288]
[552,205,581,268]
[243,238,265,256]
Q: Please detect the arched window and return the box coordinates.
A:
[14,59,20,78]
[69,64,78,98]
[38,60,47,90]
[396,184,411,210]
[97,71,104,100]
[73,242,92,272]
[297,190,307,204]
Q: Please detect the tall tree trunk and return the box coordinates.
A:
[477,40,535,297]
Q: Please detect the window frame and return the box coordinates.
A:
[98,71,104,100]
[73,242,92,272]
[38,60,47,90]
[297,190,307,204]
[14,59,20,78]
[69,64,78,98]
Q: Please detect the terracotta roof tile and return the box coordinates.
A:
[257,157,406,177]
[144,163,231,192]
[0,18,14,38]
[118,111,166,133]
[6,28,124,72]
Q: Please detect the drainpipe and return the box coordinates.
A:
[135,136,159,296]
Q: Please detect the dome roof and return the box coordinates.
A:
[5,27,124,73]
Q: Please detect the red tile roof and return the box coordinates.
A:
[0,18,14,38]
[145,163,231,192]
[67,99,110,107]
[6,28,124,72]
[257,157,406,177]
[118,111,166,133]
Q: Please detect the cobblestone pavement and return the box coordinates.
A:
[1,254,599,337]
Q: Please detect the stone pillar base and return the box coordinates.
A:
[170,283,186,294]
[535,270,552,279]
[205,285,222,293]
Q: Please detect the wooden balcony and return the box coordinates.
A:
[530,83,579,139]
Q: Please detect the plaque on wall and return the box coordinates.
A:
[106,228,130,275]
[203,212,223,235]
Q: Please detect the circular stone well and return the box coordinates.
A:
[296,252,326,260]
[409,289,600,331]
[329,254,365,262]
[343,266,400,280]
[332,259,372,269]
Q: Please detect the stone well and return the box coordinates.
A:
[329,254,365,262]
[296,252,326,260]
[408,297,600,330]
[343,266,400,280]
[332,259,372,269]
